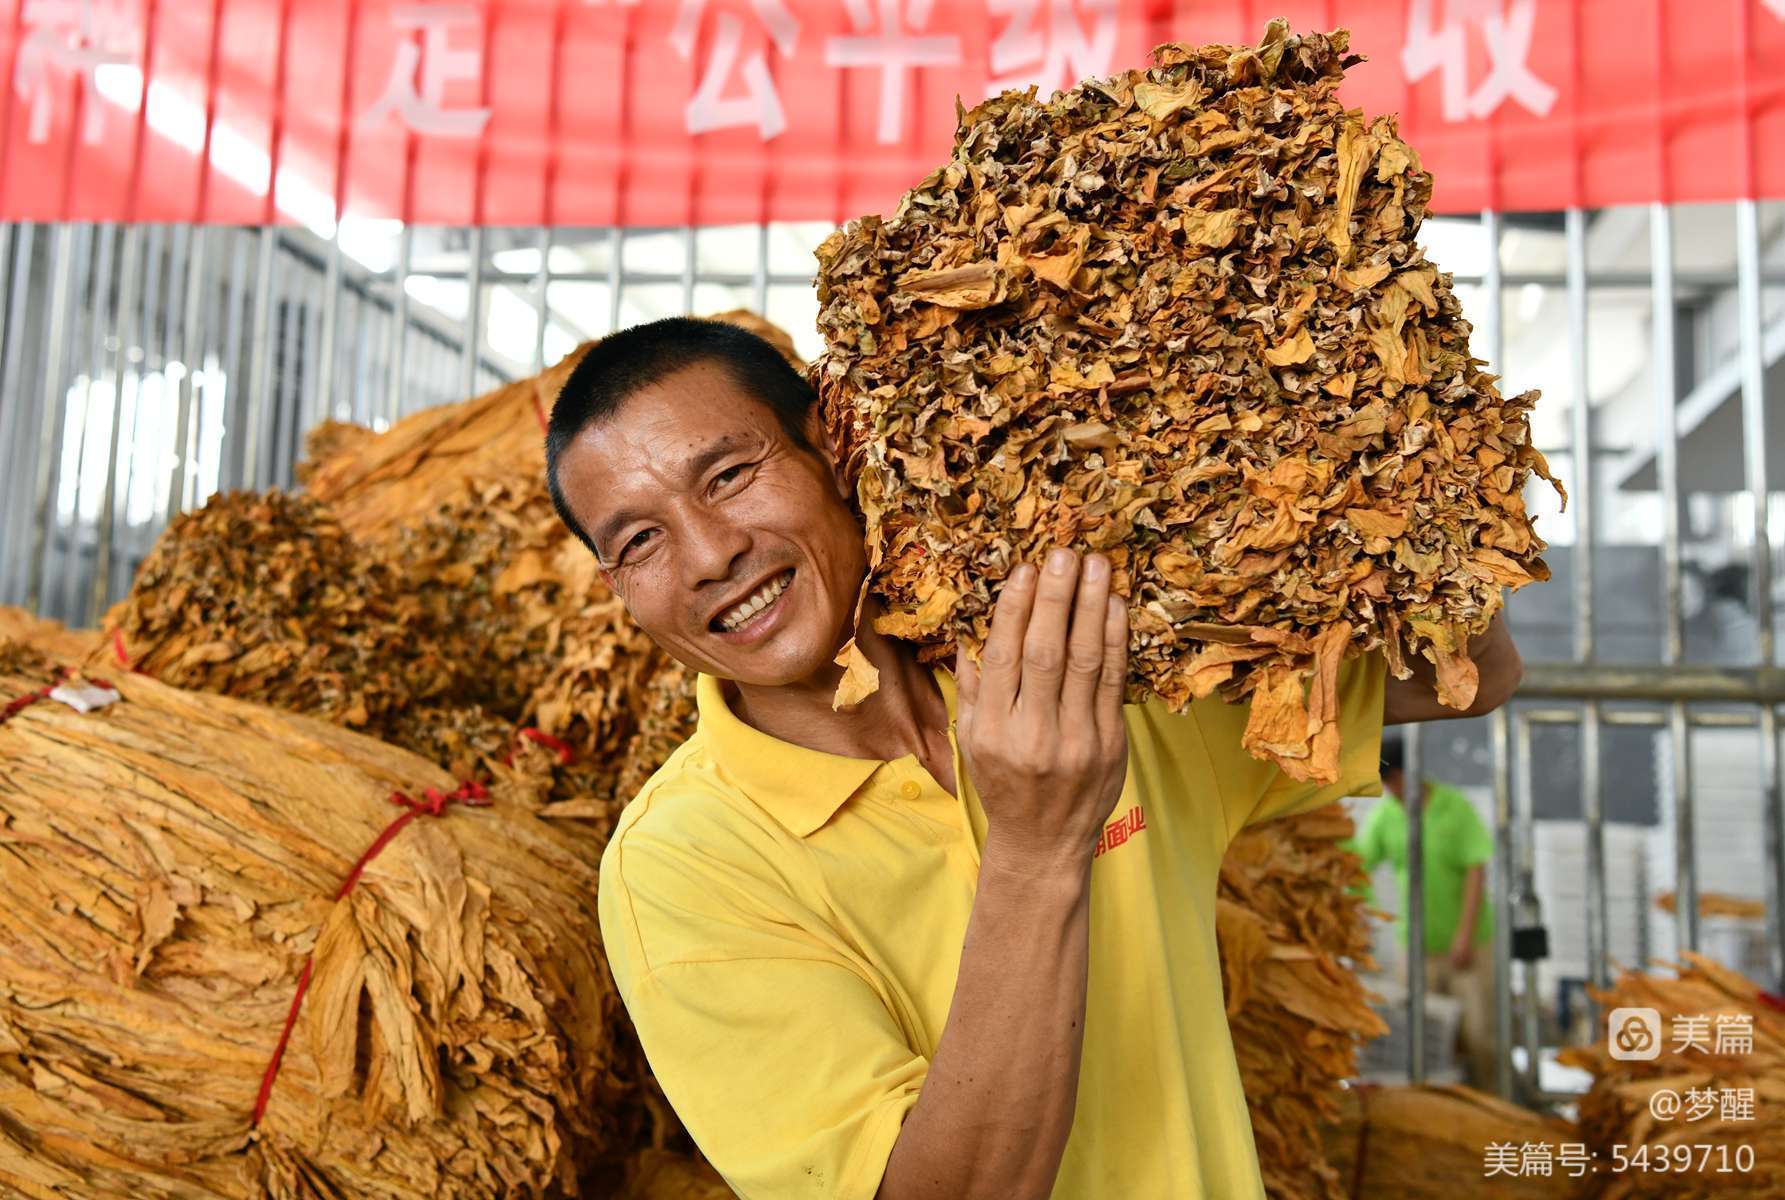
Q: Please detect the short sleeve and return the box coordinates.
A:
[1192,650,1387,841]
[599,802,925,1200]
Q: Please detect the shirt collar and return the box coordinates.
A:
[695,664,959,838]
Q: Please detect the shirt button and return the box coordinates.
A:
[899,781,922,801]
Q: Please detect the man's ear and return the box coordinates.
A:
[801,405,852,503]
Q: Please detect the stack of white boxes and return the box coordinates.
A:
[1647,728,1774,983]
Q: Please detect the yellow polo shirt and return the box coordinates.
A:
[599,653,1385,1199]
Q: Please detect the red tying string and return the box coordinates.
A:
[251,779,492,1127]
[518,727,575,765]
[1760,990,1785,1014]
[0,666,75,727]
[112,629,133,669]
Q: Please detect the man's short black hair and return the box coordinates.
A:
[545,317,819,558]
[1380,735,1405,776]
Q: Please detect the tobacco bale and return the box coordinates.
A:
[101,491,445,739]
[302,311,804,542]
[615,1150,734,1200]
[1220,805,1388,1199]
[0,642,656,1198]
[1319,1084,1577,1198]
[1655,891,1767,920]
[0,605,103,661]
[614,660,700,806]
[812,20,1559,782]
[1556,952,1785,1198]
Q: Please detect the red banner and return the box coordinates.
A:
[1,0,1781,226]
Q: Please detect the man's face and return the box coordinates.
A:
[553,361,867,686]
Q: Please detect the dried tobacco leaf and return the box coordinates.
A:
[1319,1083,1578,1198]
[1556,953,1785,1199]
[1221,806,1388,1198]
[813,20,1561,782]
[0,604,102,661]
[0,642,653,1198]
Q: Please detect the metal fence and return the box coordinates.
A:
[0,205,1782,1110]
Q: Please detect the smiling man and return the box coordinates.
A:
[546,317,1523,1200]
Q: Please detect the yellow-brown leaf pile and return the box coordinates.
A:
[813,20,1560,783]
[0,643,649,1198]
[1220,805,1388,1198]
[1319,1083,1578,1198]
[1557,953,1784,1198]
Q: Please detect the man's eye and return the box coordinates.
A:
[715,464,746,487]
[618,529,653,561]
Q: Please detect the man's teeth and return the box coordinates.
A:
[719,571,791,631]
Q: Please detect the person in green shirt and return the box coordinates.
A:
[1344,736,1496,1088]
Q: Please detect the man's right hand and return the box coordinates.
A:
[954,547,1130,878]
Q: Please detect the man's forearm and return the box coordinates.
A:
[877,842,1092,1200]
[1456,864,1484,944]
[1385,611,1523,724]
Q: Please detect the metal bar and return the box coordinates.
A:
[531,224,551,373]
[1567,207,1609,997]
[681,224,696,315]
[23,225,74,614]
[1521,706,1779,729]
[1405,724,1426,1083]
[89,225,144,624]
[1447,270,1785,289]
[56,224,117,623]
[0,223,34,603]
[1519,662,1785,702]
[1766,706,1783,991]
[1514,709,1542,1093]
[1739,197,1783,987]
[754,222,770,318]
[152,222,187,526]
[1491,705,1515,1100]
[479,267,827,288]
[608,227,624,334]
[460,225,486,400]
[314,230,343,423]
[386,223,412,424]
[241,227,277,491]
[1650,203,1698,958]
[218,230,251,492]
[1481,210,1503,375]
[167,226,209,518]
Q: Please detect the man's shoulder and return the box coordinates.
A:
[602,732,794,901]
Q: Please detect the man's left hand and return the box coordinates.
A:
[1447,939,1475,971]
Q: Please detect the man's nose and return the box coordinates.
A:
[680,504,752,590]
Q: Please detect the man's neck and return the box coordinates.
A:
[725,594,950,764]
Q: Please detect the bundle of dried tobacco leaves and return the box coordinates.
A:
[813,20,1559,782]
[1557,953,1784,1199]
[0,642,656,1198]
[0,604,102,660]
[1220,804,1388,1198]
[1319,1083,1578,1199]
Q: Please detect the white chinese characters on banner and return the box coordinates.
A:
[985,0,1119,100]
[12,0,137,145]
[1403,0,1557,122]
[360,4,492,137]
[826,0,962,144]
[671,0,801,138]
